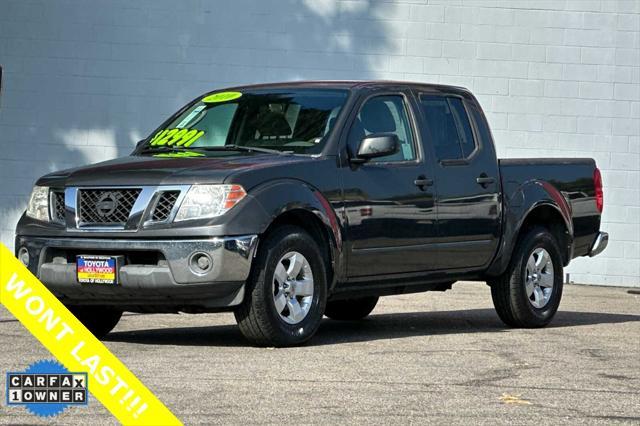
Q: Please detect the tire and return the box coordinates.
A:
[325,297,379,321]
[234,225,327,347]
[490,226,564,328]
[67,305,122,338]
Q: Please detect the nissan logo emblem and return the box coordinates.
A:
[95,192,119,217]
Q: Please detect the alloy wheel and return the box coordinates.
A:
[525,247,555,309]
[272,251,314,324]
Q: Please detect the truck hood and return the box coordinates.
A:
[37,153,311,187]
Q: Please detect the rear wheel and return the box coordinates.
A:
[325,297,379,321]
[490,226,563,328]
[234,226,327,347]
[67,306,122,338]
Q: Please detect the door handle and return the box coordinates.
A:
[476,174,496,187]
[414,176,434,189]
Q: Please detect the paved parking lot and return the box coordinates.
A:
[1,282,638,425]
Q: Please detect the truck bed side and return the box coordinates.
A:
[497,157,600,264]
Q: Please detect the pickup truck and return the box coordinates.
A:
[16,81,608,347]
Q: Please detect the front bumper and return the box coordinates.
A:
[15,235,258,311]
[588,231,608,257]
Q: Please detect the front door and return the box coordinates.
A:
[342,92,438,277]
[417,93,501,270]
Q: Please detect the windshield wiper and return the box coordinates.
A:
[140,144,292,155]
[139,146,187,154]
[198,145,292,155]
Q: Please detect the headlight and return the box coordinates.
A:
[175,184,246,222]
[26,186,50,221]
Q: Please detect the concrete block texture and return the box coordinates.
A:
[0,0,638,286]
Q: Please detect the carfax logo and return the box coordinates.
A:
[6,360,88,418]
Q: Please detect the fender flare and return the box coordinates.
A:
[250,179,344,287]
[486,179,573,276]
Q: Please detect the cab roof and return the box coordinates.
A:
[221,80,472,96]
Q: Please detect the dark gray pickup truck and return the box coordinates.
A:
[16,81,608,346]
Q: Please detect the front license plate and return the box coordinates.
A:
[76,255,120,285]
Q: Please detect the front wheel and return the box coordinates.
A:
[234,226,327,347]
[67,305,122,338]
[490,226,564,328]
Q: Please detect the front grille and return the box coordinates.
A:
[51,191,66,223]
[151,191,180,222]
[78,189,141,225]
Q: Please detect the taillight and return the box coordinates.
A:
[594,167,603,213]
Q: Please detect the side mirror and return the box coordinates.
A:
[351,133,399,164]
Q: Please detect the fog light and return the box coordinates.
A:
[189,252,213,275]
[18,247,30,266]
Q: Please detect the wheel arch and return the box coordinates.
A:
[518,203,572,264]
[486,180,574,276]
[251,180,343,291]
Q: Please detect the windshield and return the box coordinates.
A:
[141,89,349,156]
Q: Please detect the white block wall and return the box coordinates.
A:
[0,0,638,286]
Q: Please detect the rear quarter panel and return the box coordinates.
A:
[492,158,600,274]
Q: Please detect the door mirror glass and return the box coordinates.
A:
[353,133,399,162]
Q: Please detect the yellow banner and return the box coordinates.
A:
[0,243,182,425]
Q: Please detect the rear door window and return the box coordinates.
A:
[419,95,477,161]
[448,98,476,158]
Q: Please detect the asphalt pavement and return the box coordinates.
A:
[1,282,638,425]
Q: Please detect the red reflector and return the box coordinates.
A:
[594,167,603,213]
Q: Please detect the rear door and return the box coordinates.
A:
[417,93,501,270]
